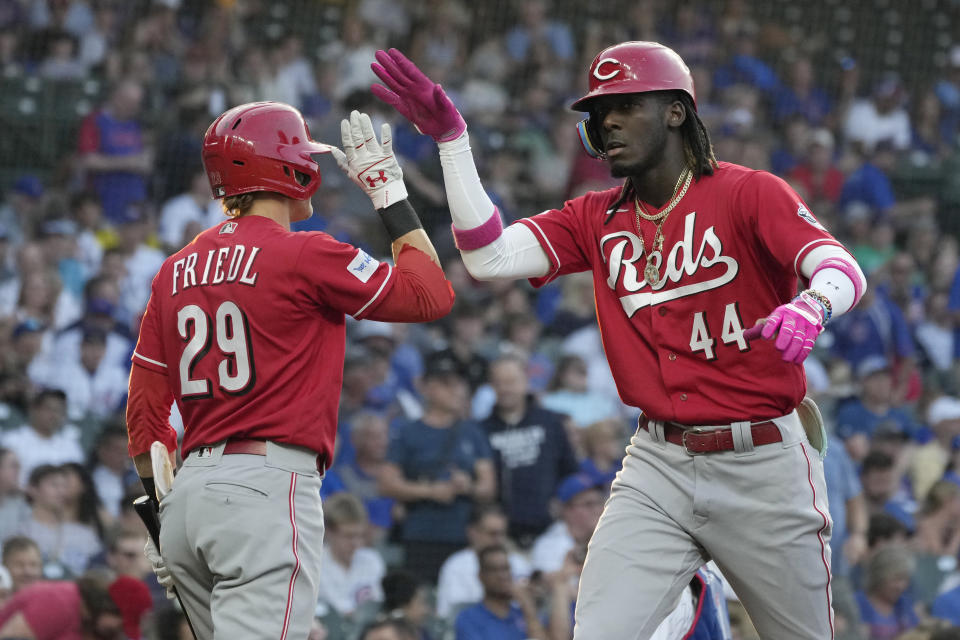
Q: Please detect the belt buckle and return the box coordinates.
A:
[681,427,709,456]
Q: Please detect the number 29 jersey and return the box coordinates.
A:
[517,162,848,424]
[132,215,395,462]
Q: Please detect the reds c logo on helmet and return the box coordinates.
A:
[572,41,696,158]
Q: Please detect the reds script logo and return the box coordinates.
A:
[364,170,387,188]
[594,57,621,81]
[601,211,739,317]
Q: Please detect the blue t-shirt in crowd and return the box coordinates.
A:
[839,163,896,213]
[330,458,395,530]
[855,591,919,640]
[948,266,960,358]
[481,404,579,536]
[823,444,862,576]
[88,111,148,222]
[455,602,528,640]
[388,418,492,545]
[827,293,915,369]
[834,399,916,441]
[772,86,832,125]
[931,583,960,626]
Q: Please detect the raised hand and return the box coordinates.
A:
[370,48,466,142]
[331,110,408,210]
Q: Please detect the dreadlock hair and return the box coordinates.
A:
[662,91,718,179]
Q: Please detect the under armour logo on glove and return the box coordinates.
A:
[364,170,388,188]
[331,111,408,210]
[756,291,827,364]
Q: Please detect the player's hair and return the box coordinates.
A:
[222,193,257,218]
[2,535,41,563]
[656,91,717,179]
[323,493,368,530]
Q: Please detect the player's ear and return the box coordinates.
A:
[666,100,686,129]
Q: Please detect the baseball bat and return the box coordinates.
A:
[743,319,766,341]
[133,496,198,640]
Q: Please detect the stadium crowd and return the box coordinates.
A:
[1,0,960,639]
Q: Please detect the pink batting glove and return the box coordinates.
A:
[758,292,826,363]
[371,48,467,143]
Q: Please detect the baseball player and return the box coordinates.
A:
[126,102,454,639]
[369,44,867,639]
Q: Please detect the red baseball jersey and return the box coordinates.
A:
[518,161,846,423]
[132,215,395,461]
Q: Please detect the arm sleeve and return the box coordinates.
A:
[361,244,455,322]
[799,244,867,317]
[459,223,552,281]
[126,363,177,457]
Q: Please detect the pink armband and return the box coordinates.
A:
[451,209,503,250]
[811,257,864,305]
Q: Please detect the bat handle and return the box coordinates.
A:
[743,320,766,341]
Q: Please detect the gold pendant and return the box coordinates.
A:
[644,261,660,286]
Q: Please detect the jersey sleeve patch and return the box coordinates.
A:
[347,249,380,283]
[797,203,826,230]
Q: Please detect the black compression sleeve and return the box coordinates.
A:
[378,199,423,241]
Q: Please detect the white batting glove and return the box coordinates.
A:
[331,110,408,210]
[144,538,176,600]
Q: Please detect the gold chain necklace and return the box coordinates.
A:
[634,168,692,286]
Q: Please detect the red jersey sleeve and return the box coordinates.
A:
[298,234,395,318]
[739,171,845,279]
[516,194,599,288]
[363,245,455,322]
[131,276,168,374]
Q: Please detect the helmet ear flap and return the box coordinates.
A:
[576,117,605,159]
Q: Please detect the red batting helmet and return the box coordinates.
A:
[202,101,335,200]
[572,42,696,158]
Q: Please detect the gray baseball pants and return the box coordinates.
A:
[159,440,324,640]
[574,411,834,640]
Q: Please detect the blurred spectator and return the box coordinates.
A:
[0,565,9,607]
[1,388,82,486]
[316,494,385,619]
[407,1,469,74]
[158,168,224,252]
[326,411,396,545]
[359,616,420,640]
[914,293,957,390]
[861,451,916,532]
[935,45,960,144]
[1,536,42,593]
[35,326,128,422]
[577,419,626,487]
[867,513,911,554]
[27,0,94,36]
[788,128,844,207]
[90,425,136,519]
[433,300,491,394]
[769,115,809,176]
[113,204,165,318]
[328,13,379,102]
[530,473,605,575]
[498,313,553,392]
[16,464,101,577]
[37,29,85,80]
[931,581,960,627]
[38,217,85,303]
[151,605,197,640]
[77,1,116,70]
[881,253,926,327]
[911,89,949,163]
[540,354,621,428]
[0,174,44,246]
[772,56,831,126]
[0,570,152,640]
[855,545,920,640]
[380,570,434,640]
[504,0,574,65]
[844,73,911,153]
[436,504,531,621]
[712,24,779,95]
[482,354,578,545]
[379,352,495,582]
[50,275,134,374]
[910,396,960,502]
[911,481,960,605]
[835,357,917,460]
[0,448,27,542]
[76,79,152,224]
[70,191,105,280]
[453,544,546,640]
[102,528,149,581]
[60,462,107,540]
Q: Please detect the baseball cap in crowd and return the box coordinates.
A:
[556,472,606,505]
[12,317,45,339]
[107,575,153,640]
[13,174,43,199]
[422,351,468,381]
[927,396,960,426]
[855,355,891,380]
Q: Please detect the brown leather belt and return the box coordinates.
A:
[638,416,782,455]
[206,438,325,472]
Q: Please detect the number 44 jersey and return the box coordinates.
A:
[518,161,850,424]
[132,215,395,462]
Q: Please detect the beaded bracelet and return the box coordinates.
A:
[802,289,833,323]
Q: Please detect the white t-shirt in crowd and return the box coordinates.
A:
[315,545,385,616]
[436,547,532,618]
